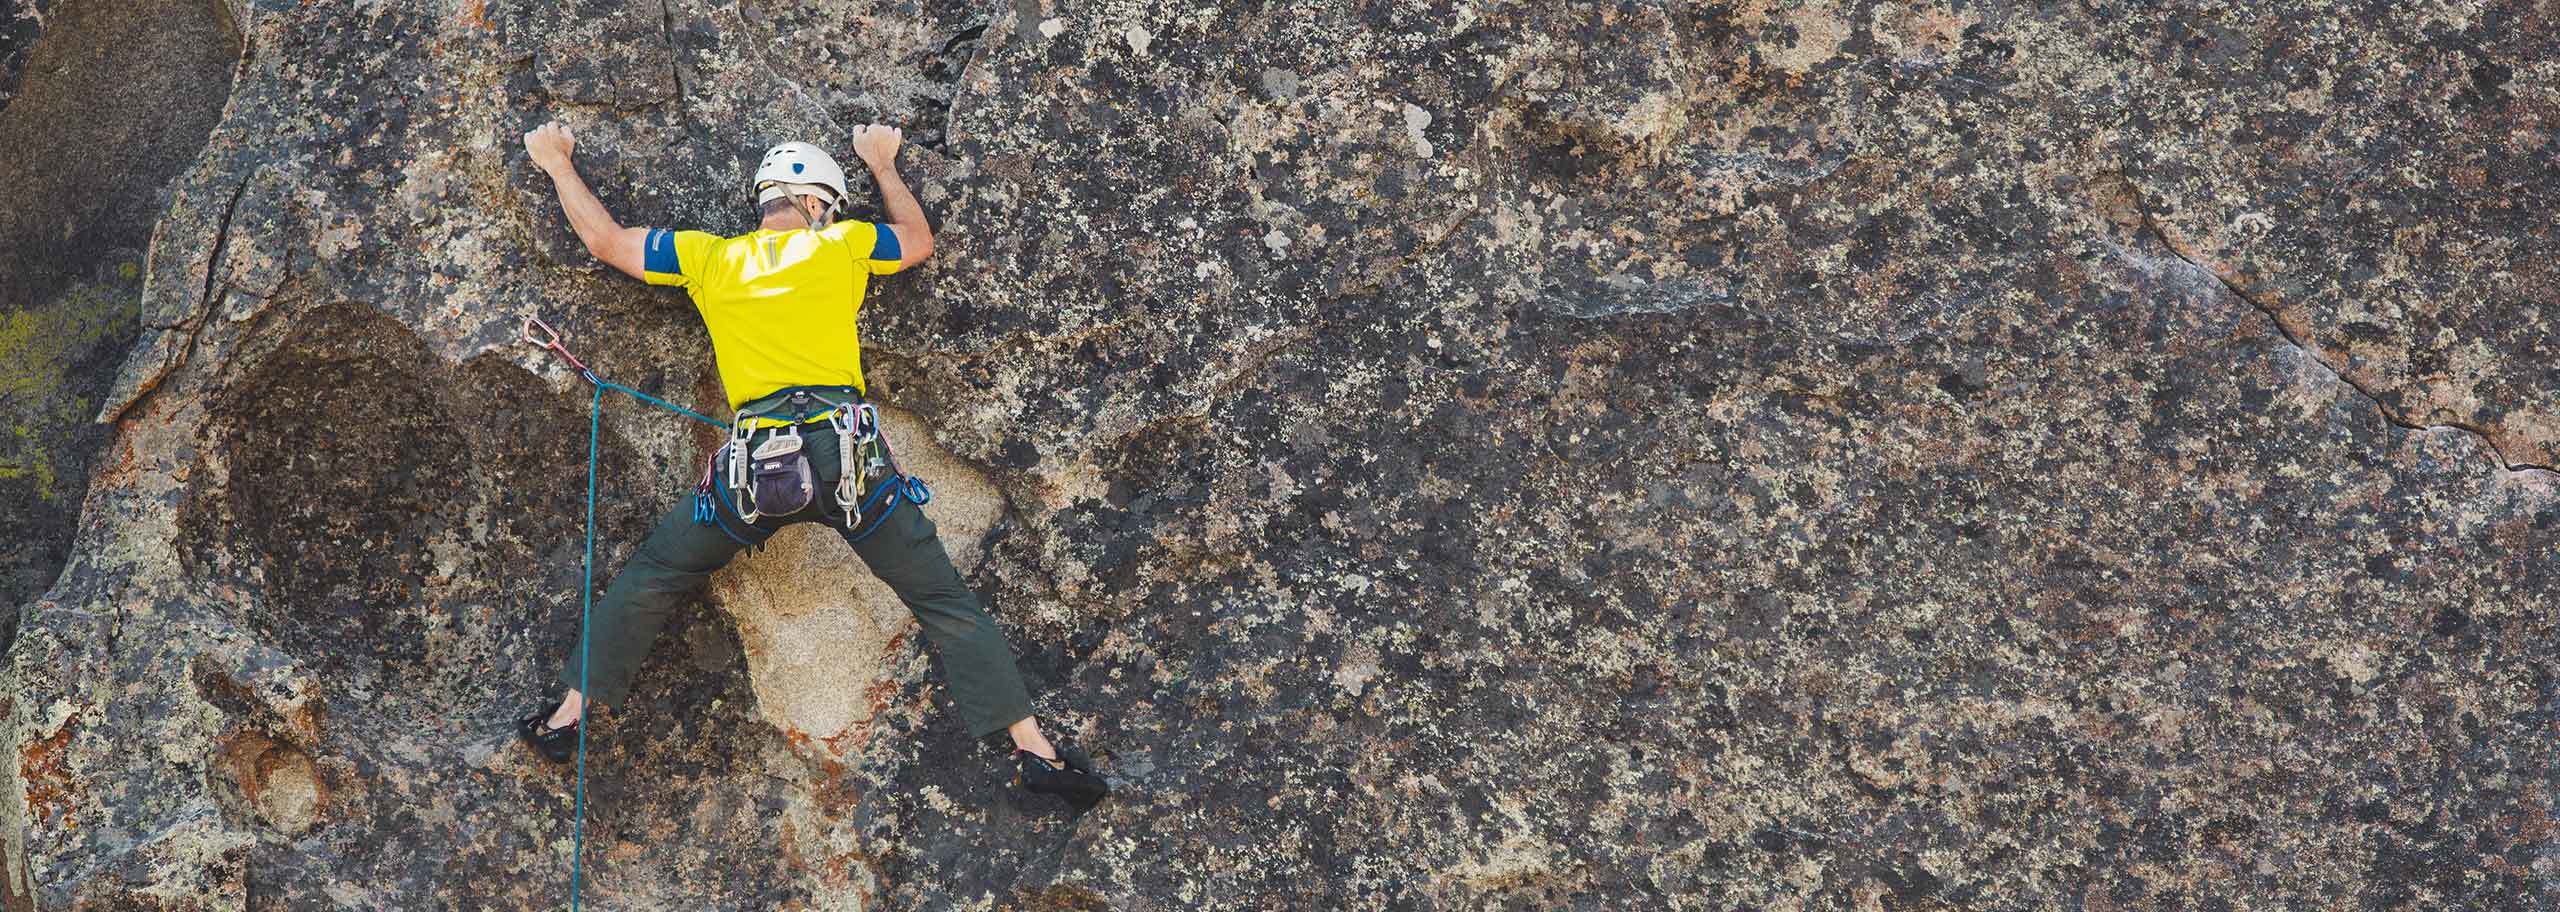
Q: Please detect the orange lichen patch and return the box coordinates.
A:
[814,760,862,812]
[84,426,146,488]
[774,821,882,906]
[816,724,869,759]
[2,839,28,912]
[777,728,866,811]
[821,847,882,902]
[830,845,876,874]
[19,718,78,829]
[457,0,489,30]
[772,837,823,910]
[215,728,325,835]
[2502,792,2558,850]
[847,648,911,742]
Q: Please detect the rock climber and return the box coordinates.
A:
[513,119,1106,810]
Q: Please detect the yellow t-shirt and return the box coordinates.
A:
[640,221,905,412]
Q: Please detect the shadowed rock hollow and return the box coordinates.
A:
[6,0,2559,909]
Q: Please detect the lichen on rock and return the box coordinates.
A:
[6,0,2560,909]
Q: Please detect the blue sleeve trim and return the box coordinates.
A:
[868,223,902,262]
[643,229,680,275]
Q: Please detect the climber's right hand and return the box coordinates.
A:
[851,124,903,170]
[525,120,576,174]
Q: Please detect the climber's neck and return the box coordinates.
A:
[759,198,827,233]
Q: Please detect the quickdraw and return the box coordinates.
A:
[521,317,726,428]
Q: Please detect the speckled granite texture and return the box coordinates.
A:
[6,0,2558,909]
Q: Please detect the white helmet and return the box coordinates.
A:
[753,141,848,217]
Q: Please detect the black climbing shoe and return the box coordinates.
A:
[1015,745,1109,811]
[518,709,579,764]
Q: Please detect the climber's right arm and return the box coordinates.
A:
[525,120,650,281]
[851,124,934,271]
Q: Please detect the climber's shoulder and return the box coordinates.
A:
[637,228,725,288]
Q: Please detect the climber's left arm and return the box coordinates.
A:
[525,120,650,281]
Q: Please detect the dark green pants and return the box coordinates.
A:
[558,423,1033,738]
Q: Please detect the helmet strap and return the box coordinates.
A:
[757,178,838,230]
[796,191,834,231]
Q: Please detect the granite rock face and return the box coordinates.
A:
[7,0,2559,909]
[0,0,238,652]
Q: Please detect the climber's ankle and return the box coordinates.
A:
[1007,716,1057,762]
[546,690,586,731]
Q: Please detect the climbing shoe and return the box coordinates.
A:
[517,708,579,764]
[1015,745,1109,811]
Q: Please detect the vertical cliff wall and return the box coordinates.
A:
[7,0,2559,909]
[0,0,238,653]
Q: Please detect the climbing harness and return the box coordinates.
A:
[713,386,933,543]
[518,314,934,910]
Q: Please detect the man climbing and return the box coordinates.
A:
[515,119,1106,810]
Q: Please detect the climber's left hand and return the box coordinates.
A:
[525,120,577,174]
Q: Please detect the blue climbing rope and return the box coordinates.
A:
[595,379,724,428]
[524,316,725,912]
[573,383,597,912]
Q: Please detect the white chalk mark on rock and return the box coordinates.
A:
[1402,102,1434,158]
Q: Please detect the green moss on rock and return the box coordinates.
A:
[0,269,138,502]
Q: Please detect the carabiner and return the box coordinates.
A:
[521,315,563,351]
[522,314,599,383]
[852,403,881,444]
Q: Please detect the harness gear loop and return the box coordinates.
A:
[726,421,757,522]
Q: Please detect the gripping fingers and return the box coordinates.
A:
[524,121,575,164]
[853,124,903,164]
